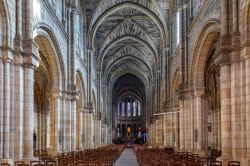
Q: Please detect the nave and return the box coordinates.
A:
[1,0,250,165]
[0,144,241,166]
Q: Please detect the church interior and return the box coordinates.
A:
[0,0,249,165]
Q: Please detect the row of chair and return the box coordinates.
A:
[1,145,123,166]
[135,148,240,166]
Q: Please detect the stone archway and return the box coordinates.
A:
[76,71,86,149]
[190,20,221,153]
[169,69,181,148]
[33,27,64,152]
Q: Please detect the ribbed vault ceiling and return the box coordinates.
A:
[83,0,169,101]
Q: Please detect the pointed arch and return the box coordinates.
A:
[0,0,10,46]
[76,71,87,107]
[33,25,66,90]
[190,20,220,88]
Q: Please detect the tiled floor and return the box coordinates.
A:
[114,148,139,166]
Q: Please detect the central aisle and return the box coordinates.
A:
[114,148,139,166]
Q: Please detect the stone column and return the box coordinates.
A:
[245,57,250,158]
[3,58,11,159]
[82,111,87,149]
[179,99,185,149]
[65,96,71,151]
[49,92,62,153]
[220,64,232,160]
[230,60,241,160]
[22,0,38,159]
[194,89,205,151]
[240,59,246,158]
[174,111,179,148]
[184,98,190,149]
[85,108,94,148]
[76,107,83,149]
[0,59,3,158]
[71,96,77,151]
[23,65,35,159]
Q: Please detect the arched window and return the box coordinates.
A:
[122,102,125,116]
[117,102,120,116]
[127,101,131,116]
[133,101,137,116]
[138,102,141,116]
[176,11,180,45]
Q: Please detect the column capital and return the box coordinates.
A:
[23,39,40,68]
[49,90,64,99]
[1,46,14,63]
[194,87,205,97]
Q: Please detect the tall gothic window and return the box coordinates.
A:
[117,102,120,116]
[122,102,125,116]
[133,101,137,116]
[138,102,141,116]
[176,11,181,45]
[127,101,131,116]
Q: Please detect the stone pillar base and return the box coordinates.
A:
[22,157,37,163]
[192,150,206,157]
[0,159,13,165]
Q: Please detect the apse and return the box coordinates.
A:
[111,74,146,142]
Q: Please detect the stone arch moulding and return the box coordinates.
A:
[76,70,87,107]
[107,69,150,92]
[105,55,153,80]
[92,90,97,113]
[33,24,66,90]
[88,1,167,49]
[100,35,158,65]
[0,0,10,47]
[170,69,180,106]
[190,19,220,88]
[99,20,157,55]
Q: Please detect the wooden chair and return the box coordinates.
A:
[45,160,57,166]
[228,161,240,166]
[1,164,10,166]
[30,161,40,166]
[15,161,25,166]
[210,160,222,166]
[17,164,29,166]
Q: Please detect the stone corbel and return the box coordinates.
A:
[48,90,63,101]
[194,87,205,97]
[1,47,14,64]
[23,39,40,68]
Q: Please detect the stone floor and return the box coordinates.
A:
[114,148,139,166]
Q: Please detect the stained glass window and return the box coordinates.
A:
[127,101,131,116]
[122,102,125,116]
[138,102,141,116]
[133,101,137,116]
